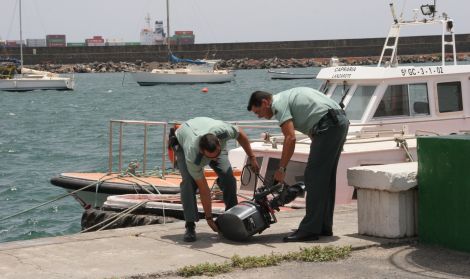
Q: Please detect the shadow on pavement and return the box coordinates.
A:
[161,231,340,246]
[390,244,470,278]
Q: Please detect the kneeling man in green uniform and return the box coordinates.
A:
[174,117,259,242]
[247,87,349,242]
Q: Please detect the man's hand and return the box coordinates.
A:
[206,217,218,232]
[273,169,286,184]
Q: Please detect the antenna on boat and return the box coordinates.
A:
[389,2,399,23]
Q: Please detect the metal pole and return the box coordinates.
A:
[19,0,23,69]
[108,121,113,173]
[143,124,148,173]
[162,123,167,178]
[442,22,445,66]
[452,32,457,65]
[166,0,170,51]
[119,122,123,172]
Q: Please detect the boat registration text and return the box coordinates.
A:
[401,66,444,77]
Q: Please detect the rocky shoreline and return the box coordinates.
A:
[27,54,470,73]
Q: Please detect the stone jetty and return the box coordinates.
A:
[26,54,470,74]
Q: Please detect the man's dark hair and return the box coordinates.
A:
[199,134,220,152]
[247,91,272,111]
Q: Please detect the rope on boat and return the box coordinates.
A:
[0,174,115,222]
[395,137,415,162]
[116,172,169,224]
[81,200,149,233]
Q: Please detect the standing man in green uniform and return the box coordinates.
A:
[174,117,259,242]
[246,87,349,242]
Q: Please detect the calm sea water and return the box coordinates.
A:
[0,68,322,243]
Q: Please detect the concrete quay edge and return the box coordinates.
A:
[0,203,414,279]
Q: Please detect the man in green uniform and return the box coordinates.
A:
[175,117,259,242]
[246,87,349,242]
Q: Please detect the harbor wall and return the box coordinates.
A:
[2,34,470,65]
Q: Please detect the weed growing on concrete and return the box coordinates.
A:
[177,262,232,277]
[176,245,351,277]
[231,254,283,269]
[283,245,352,262]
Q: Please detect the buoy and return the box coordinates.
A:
[201,87,208,93]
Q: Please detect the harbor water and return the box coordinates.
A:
[0,68,322,243]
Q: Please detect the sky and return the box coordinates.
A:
[1,0,469,44]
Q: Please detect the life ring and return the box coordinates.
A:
[168,146,175,164]
[168,123,181,164]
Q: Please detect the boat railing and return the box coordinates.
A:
[107,117,454,171]
[229,120,282,148]
[107,119,280,178]
[108,120,169,177]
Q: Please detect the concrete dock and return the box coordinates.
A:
[0,203,468,279]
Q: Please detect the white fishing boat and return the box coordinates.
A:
[131,59,234,85]
[0,0,74,92]
[268,69,316,80]
[130,0,234,85]
[230,1,470,205]
[0,65,74,91]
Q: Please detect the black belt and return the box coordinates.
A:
[311,109,346,136]
[323,109,345,124]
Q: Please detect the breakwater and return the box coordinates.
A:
[20,54,470,74]
[2,34,470,72]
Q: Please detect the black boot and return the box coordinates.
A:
[283,229,319,242]
[184,222,196,242]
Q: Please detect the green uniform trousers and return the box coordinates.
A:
[175,147,238,222]
[298,113,349,234]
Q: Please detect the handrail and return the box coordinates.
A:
[350,115,470,127]
[106,119,281,175]
[108,120,168,177]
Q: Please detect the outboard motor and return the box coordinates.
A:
[216,182,305,241]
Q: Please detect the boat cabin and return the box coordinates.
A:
[316,7,470,137]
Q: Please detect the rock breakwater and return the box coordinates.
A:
[27,54,470,74]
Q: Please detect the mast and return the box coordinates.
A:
[166,0,170,52]
[19,0,24,69]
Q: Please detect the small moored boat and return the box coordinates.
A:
[268,69,316,80]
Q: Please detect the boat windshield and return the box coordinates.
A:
[318,80,332,94]
[344,85,376,121]
[373,83,430,118]
[330,84,352,104]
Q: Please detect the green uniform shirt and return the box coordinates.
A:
[176,117,239,180]
[271,87,341,135]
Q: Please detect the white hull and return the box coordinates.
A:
[131,70,234,85]
[229,136,418,206]
[104,194,226,215]
[268,70,316,80]
[70,190,110,209]
[0,77,74,92]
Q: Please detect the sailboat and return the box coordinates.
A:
[130,0,234,85]
[0,0,74,92]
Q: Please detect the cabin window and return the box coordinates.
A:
[437,81,463,113]
[344,85,376,120]
[373,83,430,118]
[330,84,351,105]
[409,84,430,115]
[319,81,332,94]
